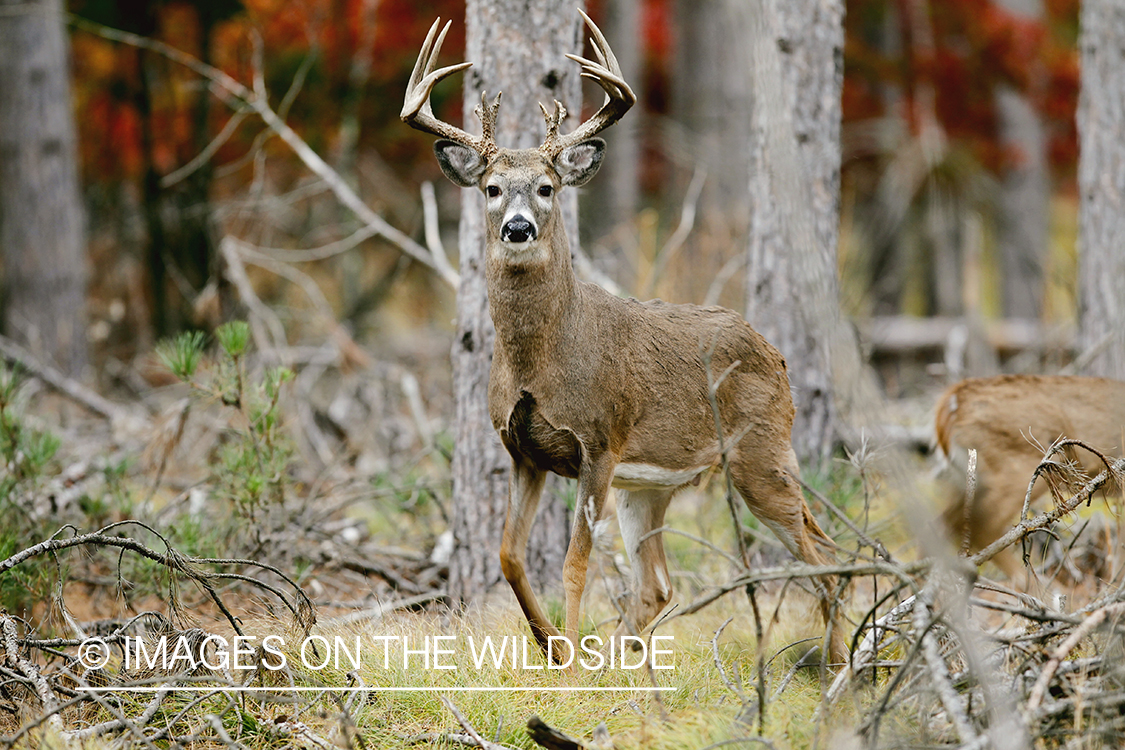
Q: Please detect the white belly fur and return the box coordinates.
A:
[611,462,709,490]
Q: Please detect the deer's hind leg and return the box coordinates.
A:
[730,446,849,666]
[612,487,676,640]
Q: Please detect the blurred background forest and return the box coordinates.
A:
[1,0,1087,389]
[3,0,1117,605]
[4,0,1111,596]
[6,2,1125,746]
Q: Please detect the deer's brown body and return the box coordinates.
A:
[489,227,793,484]
[403,13,847,665]
[937,374,1125,575]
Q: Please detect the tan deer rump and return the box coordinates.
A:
[936,374,1125,567]
[936,375,1125,470]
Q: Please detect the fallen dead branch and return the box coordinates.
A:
[912,577,978,745]
[0,521,315,635]
[1027,601,1125,712]
[323,591,447,627]
[972,455,1125,570]
[437,697,517,750]
[0,518,321,747]
[526,714,587,750]
[67,15,459,289]
[0,333,134,423]
[0,617,63,734]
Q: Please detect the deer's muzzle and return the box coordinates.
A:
[502,215,537,244]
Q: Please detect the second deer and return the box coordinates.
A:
[403,12,848,665]
[936,374,1125,579]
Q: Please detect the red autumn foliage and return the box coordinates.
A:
[843,0,1078,177]
[68,0,1078,203]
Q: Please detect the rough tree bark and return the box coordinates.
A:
[449,0,582,602]
[673,0,752,219]
[1076,0,1125,378]
[742,0,845,465]
[0,0,89,375]
[996,0,1048,320]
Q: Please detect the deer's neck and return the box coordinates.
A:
[486,235,578,368]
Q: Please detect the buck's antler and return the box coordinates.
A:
[539,9,637,159]
[401,18,501,160]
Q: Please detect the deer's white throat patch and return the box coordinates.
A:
[490,238,547,264]
[501,238,533,252]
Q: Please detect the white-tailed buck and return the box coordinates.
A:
[936,374,1125,577]
[403,12,847,665]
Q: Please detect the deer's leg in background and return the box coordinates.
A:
[499,456,559,648]
[563,455,616,647]
[612,487,675,641]
[730,446,849,665]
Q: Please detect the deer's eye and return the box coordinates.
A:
[538,185,553,198]
[486,185,501,198]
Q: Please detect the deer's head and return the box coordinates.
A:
[401,11,634,263]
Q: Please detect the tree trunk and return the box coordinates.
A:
[0,0,89,375]
[742,0,845,466]
[449,0,582,603]
[996,0,1048,320]
[1077,0,1125,378]
[673,0,752,219]
[149,18,220,337]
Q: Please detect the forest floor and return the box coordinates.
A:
[2,332,1125,749]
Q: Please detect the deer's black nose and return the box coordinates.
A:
[502,215,536,243]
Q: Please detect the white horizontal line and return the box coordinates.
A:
[79,686,677,693]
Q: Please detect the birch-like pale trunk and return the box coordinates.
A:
[0,0,89,374]
[1076,0,1125,378]
[742,0,845,465]
[449,0,583,602]
[996,0,1049,320]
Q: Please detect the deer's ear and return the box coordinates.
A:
[434,140,487,187]
[554,138,605,187]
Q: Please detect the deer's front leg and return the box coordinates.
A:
[499,457,559,650]
[563,454,615,647]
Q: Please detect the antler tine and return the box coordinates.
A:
[541,9,635,158]
[475,91,503,160]
[580,8,617,75]
[538,100,568,156]
[402,18,499,157]
[406,18,445,101]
